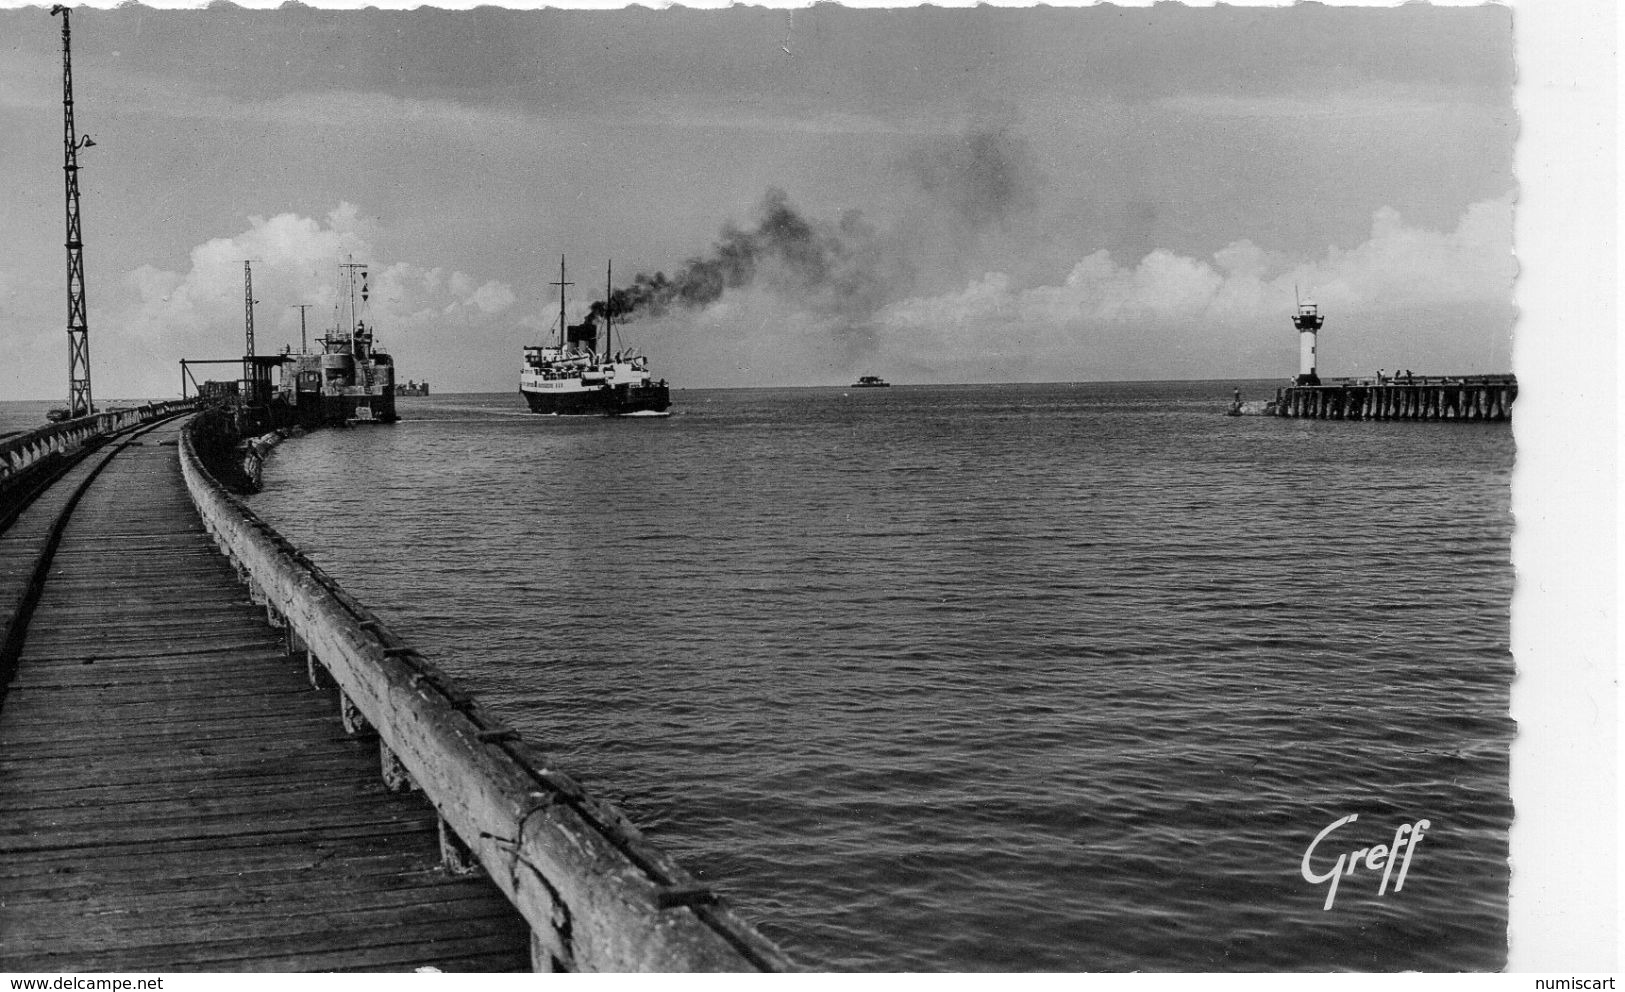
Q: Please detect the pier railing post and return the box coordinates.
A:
[306,650,336,690]
[380,741,418,792]
[340,690,373,736]
[438,816,480,875]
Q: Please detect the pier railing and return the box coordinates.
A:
[176,416,793,973]
[0,401,196,496]
[1326,373,1517,389]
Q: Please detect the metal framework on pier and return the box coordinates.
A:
[244,261,256,359]
[52,6,94,417]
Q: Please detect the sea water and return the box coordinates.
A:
[246,382,1513,972]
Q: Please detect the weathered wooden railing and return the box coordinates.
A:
[0,400,196,495]
[177,415,793,973]
[1331,374,1517,388]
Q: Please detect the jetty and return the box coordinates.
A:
[0,407,791,973]
[1263,298,1516,422]
[1272,374,1517,422]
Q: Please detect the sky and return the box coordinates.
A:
[0,2,1519,398]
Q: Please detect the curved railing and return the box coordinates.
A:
[177,415,793,973]
[0,401,196,493]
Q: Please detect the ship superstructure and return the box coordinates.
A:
[277,262,398,426]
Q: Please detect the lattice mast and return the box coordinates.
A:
[244,261,257,357]
[52,5,94,416]
[241,260,258,397]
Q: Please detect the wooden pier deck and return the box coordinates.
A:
[0,418,530,971]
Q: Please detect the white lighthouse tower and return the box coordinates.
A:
[1292,296,1324,385]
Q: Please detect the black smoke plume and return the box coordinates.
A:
[582,188,894,328]
[903,118,1041,229]
[578,121,1040,335]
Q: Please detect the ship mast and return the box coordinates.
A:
[338,260,367,354]
[549,255,571,352]
[605,260,613,360]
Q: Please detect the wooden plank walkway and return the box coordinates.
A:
[0,419,530,972]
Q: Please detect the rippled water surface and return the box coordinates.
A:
[248,383,1514,972]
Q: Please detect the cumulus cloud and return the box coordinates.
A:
[868,197,1514,380]
[113,204,514,360]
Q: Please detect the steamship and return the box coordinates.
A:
[275,262,398,426]
[520,258,671,417]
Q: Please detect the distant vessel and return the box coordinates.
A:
[275,262,398,426]
[520,258,670,417]
[394,379,430,397]
[853,375,890,388]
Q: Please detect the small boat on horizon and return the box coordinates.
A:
[853,375,890,388]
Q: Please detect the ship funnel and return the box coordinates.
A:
[567,315,599,355]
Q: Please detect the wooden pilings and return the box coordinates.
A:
[1274,375,1516,422]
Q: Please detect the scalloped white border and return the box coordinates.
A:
[0,0,1613,974]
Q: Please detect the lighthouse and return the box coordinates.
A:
[1293,300,1324,385]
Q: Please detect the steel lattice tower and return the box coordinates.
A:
[244,261,256,358]
[52,5,94,417]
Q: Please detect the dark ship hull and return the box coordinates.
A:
[520,381,670,417]
[281,352,399,428]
